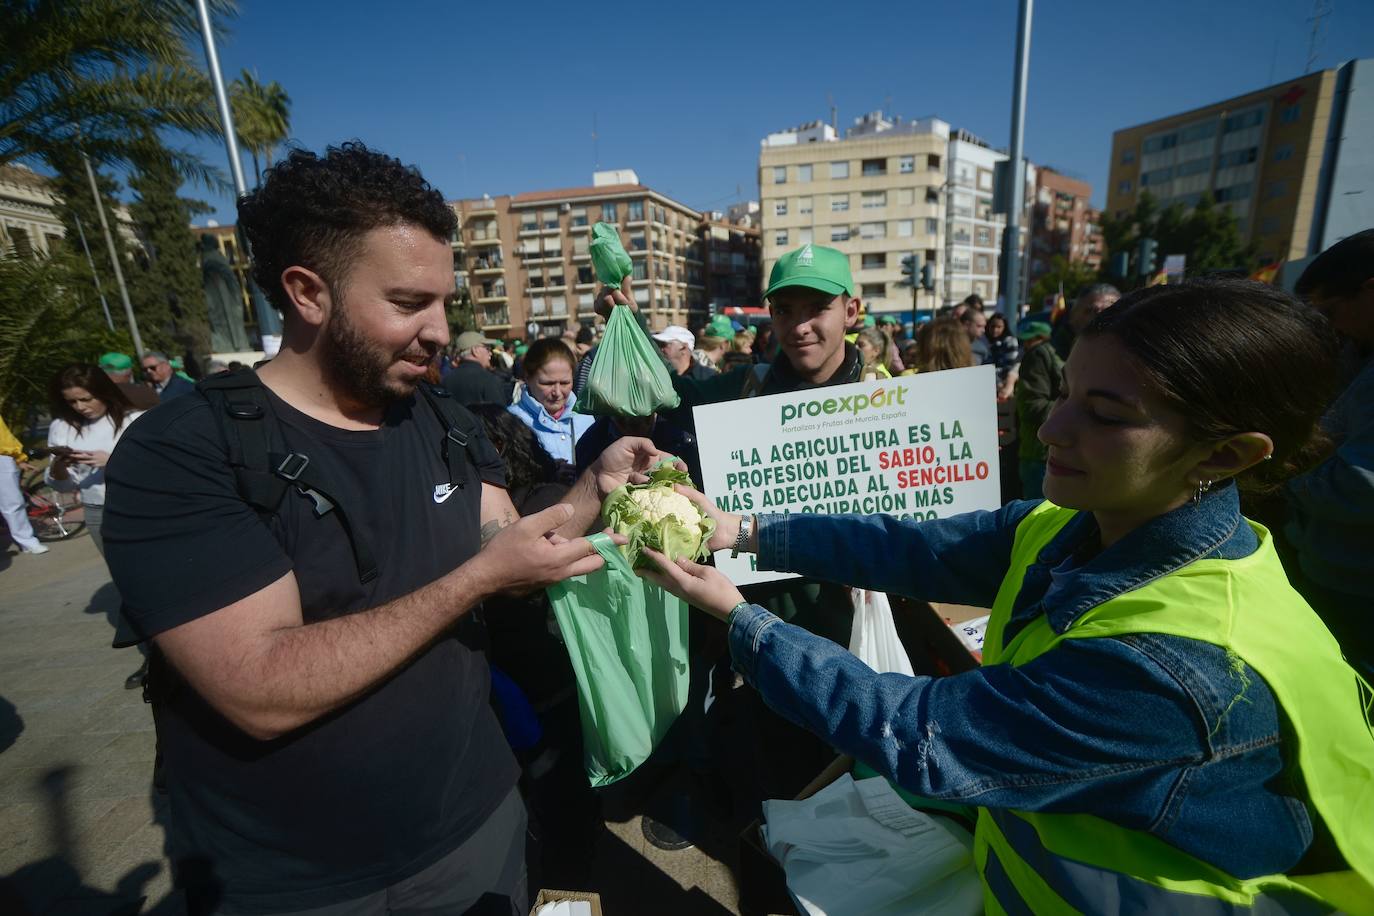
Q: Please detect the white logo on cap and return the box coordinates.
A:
[796,244,814,266]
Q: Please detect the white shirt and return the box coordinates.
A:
[45,411,144,506]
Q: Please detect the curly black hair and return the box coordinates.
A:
[469,403,560,495]
[237,141,457,314]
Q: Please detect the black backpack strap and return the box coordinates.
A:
[197,369,379,584]
[417,383,492,491]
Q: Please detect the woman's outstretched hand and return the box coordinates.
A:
[637,547,746,622]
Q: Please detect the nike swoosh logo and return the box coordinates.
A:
[433,484,457,504]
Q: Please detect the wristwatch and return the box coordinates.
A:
[732,514,753,559]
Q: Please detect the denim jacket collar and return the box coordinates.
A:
[514,388,577,430]
[1034,484,1246,634]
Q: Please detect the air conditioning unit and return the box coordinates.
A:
[559,203,571,212]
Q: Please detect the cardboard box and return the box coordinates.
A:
[735,598,984,915]
[530,889,604,916]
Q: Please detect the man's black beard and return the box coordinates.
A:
[322,300,413,408]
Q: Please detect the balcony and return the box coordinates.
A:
[467,205,498,219]
[471,263,504,276]
[476,293,508,304]
[481,306,510,327]
[469,233,501,248]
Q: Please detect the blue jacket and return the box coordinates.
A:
[507,389,594,464]
[157,374,196,402]
[730,486,1322,880]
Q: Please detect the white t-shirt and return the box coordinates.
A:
[46,411,144,506]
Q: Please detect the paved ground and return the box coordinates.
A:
[0,533,746,915]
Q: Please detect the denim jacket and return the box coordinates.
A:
[507,389,594,464]
[732,485,1318,879]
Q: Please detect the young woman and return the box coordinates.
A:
[46,364,145,555]
[643,281,1374,913]
[507,337,594,465]
[855,326,893,380]
[985,312,1021,384]
[903,317,975,375]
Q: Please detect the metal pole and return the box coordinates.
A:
[1003,0,1033,331]
[72,213,115,331]
[82,151,144,357]
[192,0,282,339]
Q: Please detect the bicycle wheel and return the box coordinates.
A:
[26,484,86,541]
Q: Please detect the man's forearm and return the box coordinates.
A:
[556,470,603,539]
[174,560,496,741]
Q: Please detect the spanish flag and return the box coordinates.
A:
[1250,261,1282,285]
[1146,269,1168,287]
[1050,282,1067,323]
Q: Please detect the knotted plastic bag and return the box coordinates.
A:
[574,224,680,417]
[547,532,689,786]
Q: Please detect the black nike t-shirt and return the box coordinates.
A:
[103,386,520,913]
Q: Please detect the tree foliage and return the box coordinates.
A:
[0,253,129,428]
[1100,190,1257,288]
[1029,255,1101,310]
[230,69,291,186]
[0,0,235,184]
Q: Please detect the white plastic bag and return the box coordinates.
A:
[848,590,915,677]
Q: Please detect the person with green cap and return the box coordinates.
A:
[596,242,867,808]
[99,352,160,410]
[1014,319,1062,499]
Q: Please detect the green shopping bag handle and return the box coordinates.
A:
[586,531,631,575]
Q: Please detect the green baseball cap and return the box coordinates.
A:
[862,315,876,327]
[1017,320,1053,341]
[98,352,133,371]
[764,244,853,301]
[707,315,735,338]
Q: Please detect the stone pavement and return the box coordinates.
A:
[0,533,746,915]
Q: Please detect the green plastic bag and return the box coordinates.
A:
[589,221,633,287]
[576,223,679,417]
[547,532,689,787]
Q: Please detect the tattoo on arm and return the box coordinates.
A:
[480,507,517,548]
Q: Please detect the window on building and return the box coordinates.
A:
[1143,133,1179,153]
[1280,104,1301,124]
[830,161,849,179]
[1121,148,1136,164]
[861,252,886,270]
[798,196,813,215]
[923,218,936,236]
[1223,109,1264,132]
[631,260,647,280]
[628,229,647,250]
[548,267,565,287]
[774,200,788,216]
[627,200,645,221]
[861,191,886,209]
[798,227,813,245]
[899,156,915,174]
[529,295,546,315]
[831,227,851,242]
[601,202,617,222]
[1260,216,1281,234]
[1266,180,1288,199]
[1118,179,1133,194]
[797,164,813,182]
[1176,157,1211,177]
[527,266,545,289]
[974,253,992,274]
[1217,147,1258,168]
[861,158,886,177]
[578,292,595,310]
[572,235,589,257]
[928,154,942,171]
[831,194,850,212]
[978,169,994,191]
[896,220,914,237]
[1215,183,1251,202]
[569,208,588,227]
[859,222,886,239]
[1140,166,1174,187]
[775,230,788,246]
[975,226,992,246]
[773,166,787,184]
[577,265,595,284]
[520,214,538,232]
[1273,144,1295,162]
[895,188,915,206]
[861,283,886,299]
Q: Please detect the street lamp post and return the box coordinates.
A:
[81,151,144,356]
[1002,0,1033,330]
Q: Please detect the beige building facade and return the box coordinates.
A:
[759,116,949,319]
[0,164,65,259]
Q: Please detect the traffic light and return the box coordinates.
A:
[920,263,935,292]
[1137,237,1158,278]
[900,252,921,286]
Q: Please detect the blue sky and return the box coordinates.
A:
[183,0,1374,223]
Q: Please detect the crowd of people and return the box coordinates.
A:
[3,141,1372,915]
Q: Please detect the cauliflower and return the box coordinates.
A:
[601,461,716,569]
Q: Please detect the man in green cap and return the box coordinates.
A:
[596,243,865,807]
[99,352,160,410]
[1013,320,1061,499]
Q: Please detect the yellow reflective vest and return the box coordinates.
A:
[975,501,1374,915]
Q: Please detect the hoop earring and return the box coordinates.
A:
[1192,478,1213,506]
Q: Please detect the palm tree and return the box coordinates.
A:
[230,69,290,186]
[0,0,233,182]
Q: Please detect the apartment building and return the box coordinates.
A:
[1106,58,1373,264]
[0,164,66,259]
[699,215,762,314]
[1027,167,1102,287]
[450,171,706,337]
[759,114,949,319]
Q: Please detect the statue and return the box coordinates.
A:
[200,234,252,353]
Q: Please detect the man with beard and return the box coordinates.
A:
[102,144,665,915]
